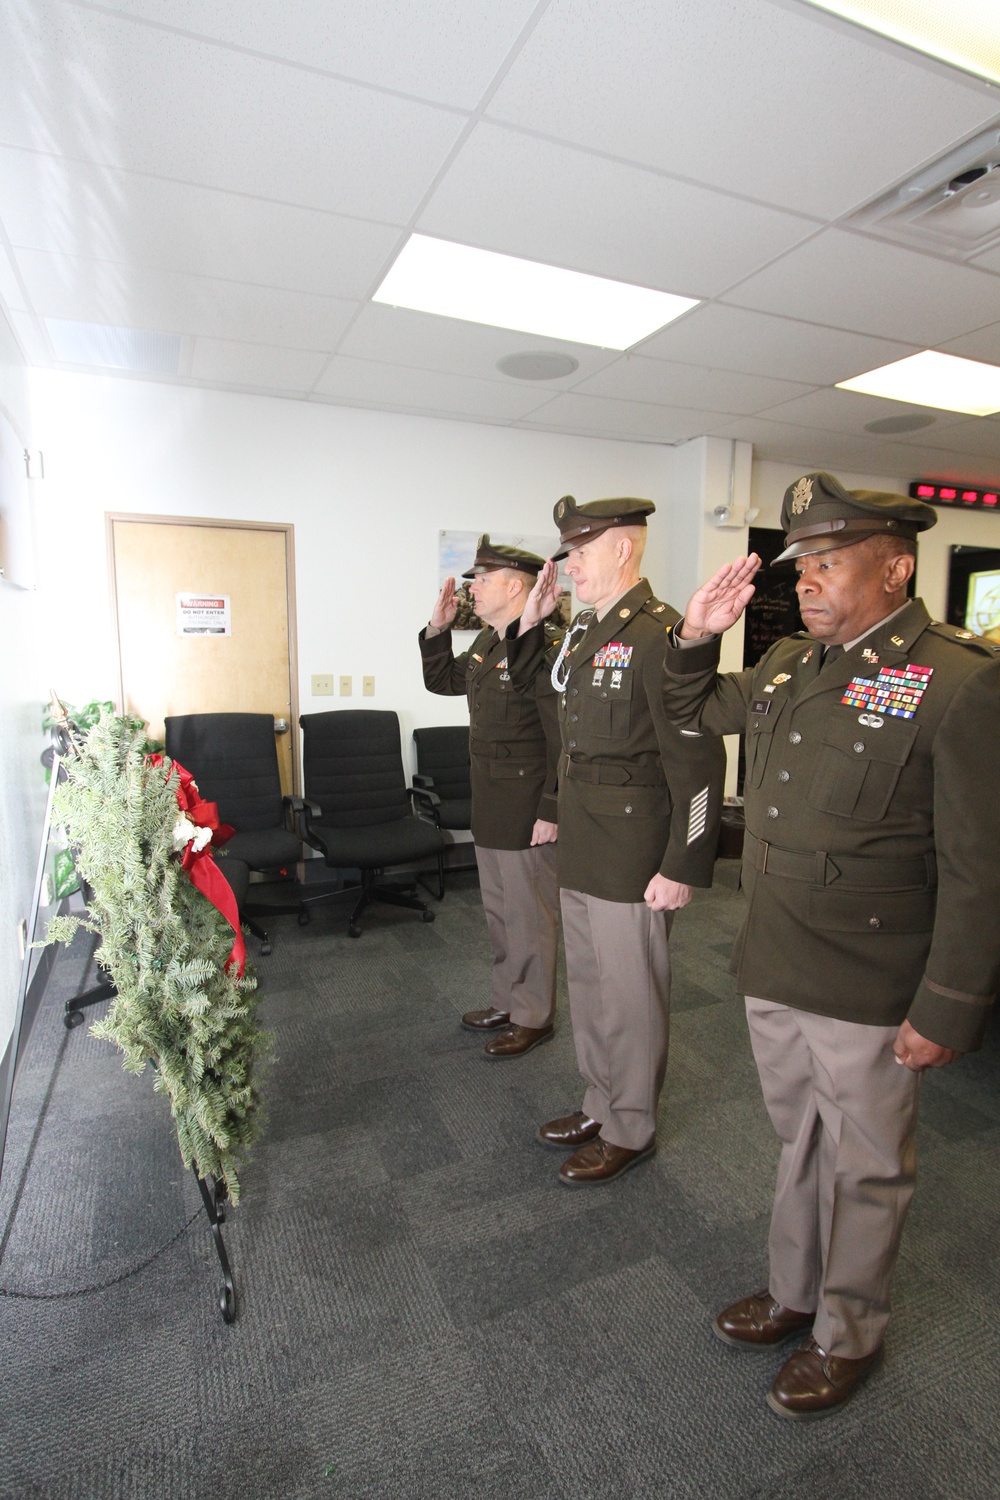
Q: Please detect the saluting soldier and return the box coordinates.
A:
[664,471,1000,1420]
[419,536,562,1058]
[511,497,725,1185]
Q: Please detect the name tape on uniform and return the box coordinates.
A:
[841,663,933,720]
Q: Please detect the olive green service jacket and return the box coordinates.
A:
[663,598,1000,1051]
[509,579,725,903]
[419,621,561,851]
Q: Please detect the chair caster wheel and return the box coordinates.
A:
[298,909,309,926]
[422,909,435,923]
[348,924,361,939]
[260,941,272,956]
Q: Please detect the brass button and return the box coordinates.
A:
[518,769,524,777]
[869,916,881,928]
[854,742,865,754]
[788,731,801,745]
[568,740,577,749]
[625,804,633,814]
[601,691,609,699]
[766,806,779,819]
[571,713,579,722]
[778,770,789,783]
[570,688,579,697]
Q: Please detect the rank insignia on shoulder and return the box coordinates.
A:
[653,604,665,614]
[592,643,633,669]
[841,663,933,720]
[956,629,974,639]
[772,672,791,684]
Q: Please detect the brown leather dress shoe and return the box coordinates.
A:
[767,1336,882,1420]
[483,1023,554,1058]
[461,1006,510,1032]
[558,1135,655,1185]
[537,1112,602,1149]
[713,1289,815,1351]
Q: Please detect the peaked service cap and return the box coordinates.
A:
[461,534,545,578]
[551,495,655,561]
[772,471,937,565]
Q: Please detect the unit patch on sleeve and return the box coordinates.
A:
[592,643,633,669]
[841,663,934,720]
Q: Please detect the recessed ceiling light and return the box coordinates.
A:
[802,1,1000,86]
[863,412,937,434]
[373,235,699,350]
[496,352,580,380]
[837,351,1000,416]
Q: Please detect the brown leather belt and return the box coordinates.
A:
[562,757,665,788]
[470,738,545,759]
[745,830,936,889]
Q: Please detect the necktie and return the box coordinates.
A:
[823,643,845,664]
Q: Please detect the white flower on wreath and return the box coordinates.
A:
[172,813,213,854]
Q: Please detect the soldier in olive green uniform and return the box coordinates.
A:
[419,536,562,1058]
[664,472,1000,1421]
[511,498,725,1185]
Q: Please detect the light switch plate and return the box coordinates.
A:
[311,674,334,696]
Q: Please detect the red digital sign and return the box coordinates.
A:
[909,481,1000,512]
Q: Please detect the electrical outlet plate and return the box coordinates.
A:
[339,675,352,696]
[311,674,334,695]
[363,675,375,696]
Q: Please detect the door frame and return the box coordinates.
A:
[105,512,301,795]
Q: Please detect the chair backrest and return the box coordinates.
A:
[164,713,283,832]
[413,725,472,799]
[300,710,411,828]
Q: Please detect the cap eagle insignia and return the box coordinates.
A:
[790,477,813,514]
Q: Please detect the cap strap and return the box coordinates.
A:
[786,517,915,542]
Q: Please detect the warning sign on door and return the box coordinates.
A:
[176,593,231,636]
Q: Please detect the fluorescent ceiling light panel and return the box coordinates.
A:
[836,350,1000,416]
[802,1,1000,85]
[372,235,699,349]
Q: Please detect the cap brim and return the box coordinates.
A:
[770,531,883,565]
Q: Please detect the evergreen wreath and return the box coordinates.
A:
[44,712,267,1201]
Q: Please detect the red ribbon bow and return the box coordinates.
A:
[146,754,246,977]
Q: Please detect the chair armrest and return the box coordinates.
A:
[412,773,436,790]
[285,795,323,840]
[409,786,442,824]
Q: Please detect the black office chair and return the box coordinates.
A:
[164,713,303,955]
[411,725,474,899]
[298,710,446,938]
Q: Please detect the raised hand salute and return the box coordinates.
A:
[679,553,761,640]
[427,575,460,635]
[517,557,563,635]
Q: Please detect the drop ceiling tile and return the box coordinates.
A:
[703,414,926,477]
[902,417,1000,461]
[86,0,540,108]
[418,123,817,296]
[0,2,465,220]
[487,0,1000,218]
[337,303,620,385]
[312,356,549,421]
[14,249,357,347]
[190,338,331,391]
[724,230,1000,345]
[755,385,962,437]
[935,322,1000,364]
[0,150,404,300]
[571,353,814,415]
[517,392,739,443]
[637,304,921,385]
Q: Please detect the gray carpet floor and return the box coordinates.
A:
[1,862,998,1500]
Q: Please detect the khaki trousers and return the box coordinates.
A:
[475,844,559,1028]
[560,889,673,1151]
[746,997,920,1358]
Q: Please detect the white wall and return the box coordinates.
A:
[0,315,45,1052]
[29,371,700,774]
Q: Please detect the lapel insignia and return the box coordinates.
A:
[801,648,813,664]
[841,663,933,720]
[890,635,905,646]
[862,647,879,665]
[593,643,633,669]
[791,477,813,514]
[472,653,483,662]
[772,672,791,684]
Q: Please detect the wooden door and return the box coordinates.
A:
[107,515,299,794]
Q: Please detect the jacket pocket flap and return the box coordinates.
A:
[807,887,935,933]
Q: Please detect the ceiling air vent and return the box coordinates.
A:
[847,126,1000,261]
[45,318,181,374]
